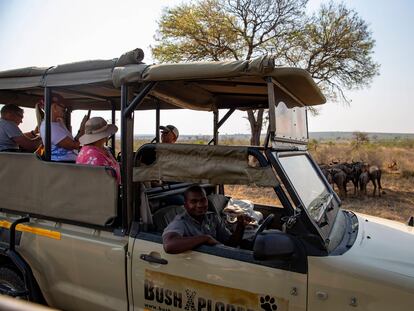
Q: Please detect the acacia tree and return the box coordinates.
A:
[352,131,370,149]
[152,0,379,145]
[282,2,379,104]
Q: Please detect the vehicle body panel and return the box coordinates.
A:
[131,238,307,311]
[308,213,414,311]
[1,216,129,311]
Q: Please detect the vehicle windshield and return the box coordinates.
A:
[275,153,331,222]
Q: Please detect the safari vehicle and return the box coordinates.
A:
[0,49,413,311]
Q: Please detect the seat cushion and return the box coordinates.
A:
[207,194,229,216]
[152,205,185,232]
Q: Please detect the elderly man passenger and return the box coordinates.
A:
[76,117,120,184]
[0,104,41,152]
[163,185,249,254]
[39,94,87,161]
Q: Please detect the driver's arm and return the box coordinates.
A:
[163,232,218,254]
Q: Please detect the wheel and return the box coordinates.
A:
[0,266,28,299]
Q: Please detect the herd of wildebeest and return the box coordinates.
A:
[319,161,383,198]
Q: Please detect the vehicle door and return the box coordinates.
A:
[130,214,308,311]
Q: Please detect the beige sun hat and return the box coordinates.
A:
[79,117,118,145]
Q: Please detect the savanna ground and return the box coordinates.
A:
[309,139,414,223]
[134,137,414,224]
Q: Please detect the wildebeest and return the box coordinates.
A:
[331,168,347,197]
[368,165,383,196]
[358,164,383,197]
[319,161,383,197]
[320,165,347,197]
[347,161,364,195]
[359,171,370,195]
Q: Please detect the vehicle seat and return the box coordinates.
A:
[152,205,185,232]
[207,194,229,216]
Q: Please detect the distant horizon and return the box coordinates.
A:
[132,131,414,138]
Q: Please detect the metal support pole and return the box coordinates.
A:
[120,85,130,230]
[213,109,219,145]
[65,109,72,133]
[208,108,235,145]
[121,83,157,231]
[124,82,157,118]
[110,100,116,155]
[44,88,52,161]
[266,77,276,136]
[217,108,235,128]
[155,100,160,143]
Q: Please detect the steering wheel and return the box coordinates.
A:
[252,213,275,244]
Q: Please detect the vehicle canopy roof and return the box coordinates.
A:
[0,49,325,111]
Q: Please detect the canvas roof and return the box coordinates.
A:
[0,49,325,111]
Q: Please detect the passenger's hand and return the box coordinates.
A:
[79,114,89,134]
[236,214,253,227]
[203,235,219,245]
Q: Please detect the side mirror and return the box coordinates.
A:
[253,230,295,260]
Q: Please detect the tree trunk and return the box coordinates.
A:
[247,109,264,146]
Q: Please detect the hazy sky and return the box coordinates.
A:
[0,0,413,135]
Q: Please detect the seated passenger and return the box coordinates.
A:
[160,124,179,143]
[162,185,249,254]
[39,94,87,161]
[0,104,41,152]
[76,117,120,184]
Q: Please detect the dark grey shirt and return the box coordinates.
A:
[0,119,23,151]
[163,211,232,244]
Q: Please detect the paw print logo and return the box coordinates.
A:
[260,295,277,311]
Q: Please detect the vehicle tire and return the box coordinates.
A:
[0,266,27,299]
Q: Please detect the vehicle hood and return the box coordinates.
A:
[308,213,414,310]
[350,212,414,278]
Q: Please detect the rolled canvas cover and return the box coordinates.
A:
[0,153,117,226]
[133,144,278,187]
[113,56,325,107]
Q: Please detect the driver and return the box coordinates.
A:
[162,184,249,254]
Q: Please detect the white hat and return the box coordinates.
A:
[79,117,118,145]
[159,125,179,138]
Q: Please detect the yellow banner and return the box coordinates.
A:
[143,270,288,311]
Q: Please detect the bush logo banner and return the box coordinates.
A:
[143,269,288,311]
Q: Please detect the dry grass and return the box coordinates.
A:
[225,185,282,207]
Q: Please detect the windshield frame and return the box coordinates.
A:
[268,150,340,247]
